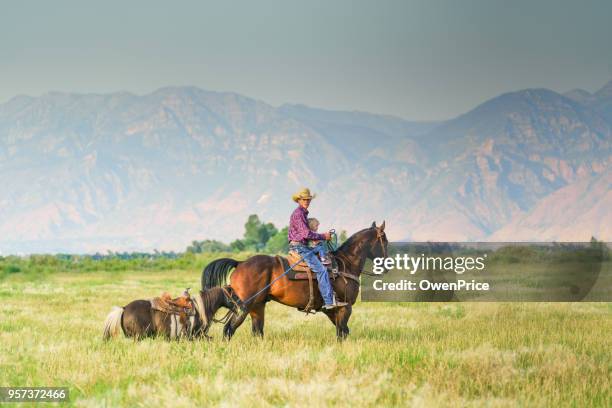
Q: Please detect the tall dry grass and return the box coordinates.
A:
[0,266,610,407]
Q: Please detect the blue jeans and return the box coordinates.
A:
[309,241,328,259]
[291,243,334,305]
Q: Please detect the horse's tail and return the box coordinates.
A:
[102,306,124,340]
[201,258,241,289]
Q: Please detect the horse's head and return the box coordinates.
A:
[367,220,388,261]
[336,221,390,275]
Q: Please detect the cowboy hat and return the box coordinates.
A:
[292,187,316,202]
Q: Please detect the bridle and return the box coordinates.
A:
[333,227,389,278]
[358,228,388,277]
[375,228,387,259]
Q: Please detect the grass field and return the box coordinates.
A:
[1,264,610,407]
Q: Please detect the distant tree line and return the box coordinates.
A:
[186,214,347,255]
[0,214,349,279]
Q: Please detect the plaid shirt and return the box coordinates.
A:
[288,206,325,244]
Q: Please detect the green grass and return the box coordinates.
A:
[0,266,610,407]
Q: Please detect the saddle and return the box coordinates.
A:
[150,289,195,317]
[286,250,336,278]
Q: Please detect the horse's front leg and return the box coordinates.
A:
[322,308,337,328]
[322,307,348,340]
[334,304,352,341]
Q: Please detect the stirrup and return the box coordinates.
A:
[322,301,348,310]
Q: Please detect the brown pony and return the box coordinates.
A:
[102,287,235,340]
[201,221,388,340]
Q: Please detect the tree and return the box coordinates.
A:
[243,214,278,250]
[243,214,263,246]
[264,227,289,254]
[262,222,278,243]
[186,239,231,253]
[185,214,286,254]
[230,239,246,252]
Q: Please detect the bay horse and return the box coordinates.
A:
[201,221,388,340]
[102,287,234,340]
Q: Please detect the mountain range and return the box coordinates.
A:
[0,81,611,253]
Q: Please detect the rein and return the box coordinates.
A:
[212,286,240,324]
[360,270,380,277]
[335,228,388,278]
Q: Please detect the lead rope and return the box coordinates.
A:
[212,309,233,325]
[237,246,319,309]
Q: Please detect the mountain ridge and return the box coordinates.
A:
[0,83,610,253]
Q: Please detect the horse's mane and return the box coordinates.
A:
[334,228,373,254]
[194,287,226,326]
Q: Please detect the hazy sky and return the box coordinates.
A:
[2,0,611,120]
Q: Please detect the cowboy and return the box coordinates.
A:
[288,188,347,310]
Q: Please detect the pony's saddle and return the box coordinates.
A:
[150,289,195,317]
